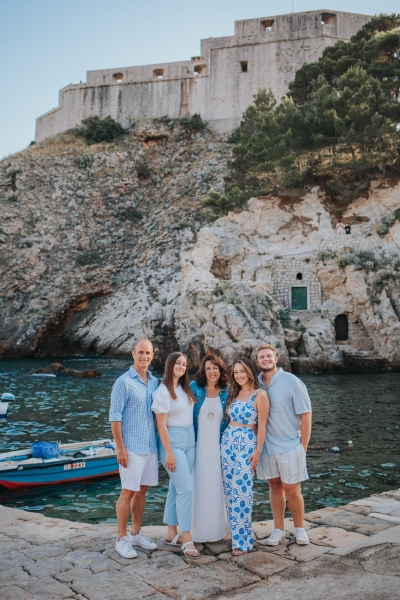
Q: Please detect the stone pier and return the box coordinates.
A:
[1,489,400,599]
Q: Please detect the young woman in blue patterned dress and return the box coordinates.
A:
[221,357,269,556]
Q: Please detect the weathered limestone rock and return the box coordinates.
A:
[215,553,400,600]
[306,526,368,547]
[232,551,293,577]
[145,561,260,600]
[285,542,331,562]
[304,508,395,536]
[1,123,399,372]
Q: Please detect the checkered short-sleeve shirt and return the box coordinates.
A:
[109,366,159,454]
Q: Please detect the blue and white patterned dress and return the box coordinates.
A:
[221,394,258,551]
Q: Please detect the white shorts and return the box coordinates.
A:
[257,444,308,484]
[119,451,159,491]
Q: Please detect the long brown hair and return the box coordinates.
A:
[226,357,259,414]
[163,352,196,403]
[194,354,228,389]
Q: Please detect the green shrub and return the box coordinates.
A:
[201,186,247,216]
[374,269,393,284]
[338,248,378,270]
[76,116,126,145]
[136,160,151,179]
[76,250,102,266]
[77,153,94,169]
[180,113,207,132]
[118,207,144,222]
[318,249,336,261]
[364,260,376,271]
[376,208,400,236]
[279,309,291,328]
[9,169,21,192]
[338,252,355,268]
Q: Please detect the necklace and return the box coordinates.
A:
[207,396,217,420]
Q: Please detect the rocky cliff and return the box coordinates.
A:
[1,122,399,372]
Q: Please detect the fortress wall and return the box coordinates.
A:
[86,60,195,86]
[35,10,371,142]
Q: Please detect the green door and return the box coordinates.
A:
[291,287,307,310]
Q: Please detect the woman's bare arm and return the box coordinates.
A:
[250,390,270,470]
[155,413,176,471]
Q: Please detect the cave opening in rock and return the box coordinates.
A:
[210,257,231,280]
[335,314,348,341]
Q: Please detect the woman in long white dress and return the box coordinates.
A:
[190,355,229,542]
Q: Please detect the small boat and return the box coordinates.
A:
[31,373,56,378]
[0,439,118,489]
[0,393,15,419]
[0,403,9,419]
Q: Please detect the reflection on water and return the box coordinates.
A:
[0,358,399,525]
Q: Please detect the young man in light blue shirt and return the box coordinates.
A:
[255,343,312,546]
[109,339,159,558]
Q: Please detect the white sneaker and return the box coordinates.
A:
[294,527,309,545]
[115,535,138,558]
[129,530,158,550]
[263,529,287,546]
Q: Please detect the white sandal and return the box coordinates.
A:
[181,541,200,558]
[165,533,182,547]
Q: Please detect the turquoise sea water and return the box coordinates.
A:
[0,358,399,525]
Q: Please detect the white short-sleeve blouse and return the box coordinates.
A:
[151,383,193,427]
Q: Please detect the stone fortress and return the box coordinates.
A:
[36,9,371,142]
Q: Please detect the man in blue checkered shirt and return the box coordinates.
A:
[109,339,159,558]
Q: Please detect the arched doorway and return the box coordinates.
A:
[335,314,348,341]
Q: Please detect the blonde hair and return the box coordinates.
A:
[254,343,277,360]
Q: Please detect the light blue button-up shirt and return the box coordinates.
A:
[258,368,312,455]
[109,366,158,454]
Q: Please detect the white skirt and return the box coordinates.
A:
[192,397,227,542]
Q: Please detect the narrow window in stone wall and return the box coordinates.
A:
[296,272,303,280]
[240,61,248,73]
[260,19,275,32]
[194,64,206,76]
[153,69,164,79]
[321,13,336,25]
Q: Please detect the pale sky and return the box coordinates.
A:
[0,0,398,159]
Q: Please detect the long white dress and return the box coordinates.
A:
[192,396,227,542]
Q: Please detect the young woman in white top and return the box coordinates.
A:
[151,352,199,558]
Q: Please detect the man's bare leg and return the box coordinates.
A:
[268,477,286,530]
[116,488,135,539]
[130,485,148,535]
[282,482,304,528]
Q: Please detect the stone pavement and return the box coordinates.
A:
[1,489,400,600]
